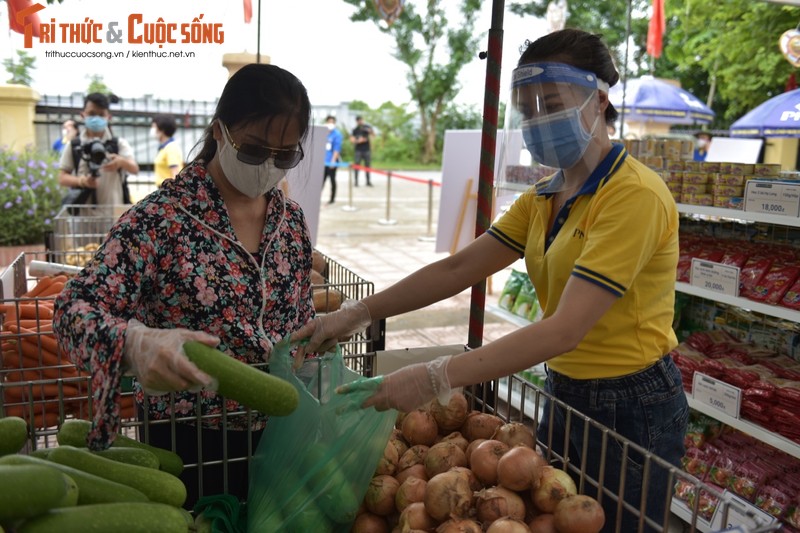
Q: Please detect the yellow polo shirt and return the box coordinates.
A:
[488,144,679,379]
[154,140,184,187]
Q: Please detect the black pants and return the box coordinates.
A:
[137,415,263,511]
[353,149,371,185]
[323,165,337,203]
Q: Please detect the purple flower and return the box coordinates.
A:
[15,196,22,204]
[39,170,47,177]
[38,161,47,169]
[26,209,34,216]
[27,160,35,168]
[20,185,29,192]
[0,182,7,190]
[44,218,51,224]
[3,202,11,209]
[15,166,23,175]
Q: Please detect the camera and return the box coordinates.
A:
[80,138,119,177]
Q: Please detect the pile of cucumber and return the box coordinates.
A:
[0,417,201,533]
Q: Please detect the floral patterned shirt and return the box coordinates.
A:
[53,162,315,449]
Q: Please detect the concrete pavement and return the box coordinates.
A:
[314,167,520,351]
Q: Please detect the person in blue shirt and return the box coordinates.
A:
[323,115,343,204]
[52,119,78,154]
[693,131,712,161]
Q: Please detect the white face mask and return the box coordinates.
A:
[326,123,335,131]
[150,126,159,139]
[218,133,287,198]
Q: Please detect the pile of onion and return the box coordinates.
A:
[348,391,605,533]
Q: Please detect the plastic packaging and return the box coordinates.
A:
[247,341,397,532]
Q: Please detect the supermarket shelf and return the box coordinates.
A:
[677,203,800,228]
[675,282,800,322]
[686,395,800,460]
[670,499,714,532]
[487,304,534,328]
[497,377,544,421]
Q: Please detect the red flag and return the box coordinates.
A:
[7,0,43,37]
[243,0,252,24]
[646,0,665,58]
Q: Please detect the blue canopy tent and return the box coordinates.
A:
[730,88,800,137]
[609,75,715,125]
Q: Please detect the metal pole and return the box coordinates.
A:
[418,178,436,242]
[256,0,262,63]
[468,0,504,350]
[618,0,633,139]
[378,171,397,225]
[342,164,357,212]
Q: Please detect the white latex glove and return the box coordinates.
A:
[337,355,453,412]
[123,319,218,395]
[290,300,371,369]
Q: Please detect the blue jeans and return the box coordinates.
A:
[537,356,688,533]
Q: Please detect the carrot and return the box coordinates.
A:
[22,276,53,298]
[7,324,60,358]
[2,319,53,331]
[0,304,54,321]
[2,383,82,401]
[2,404,61,428]
[1,349,78,378]
[39,282,66,298]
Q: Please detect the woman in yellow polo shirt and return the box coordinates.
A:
[293,28,686,533]
[151,114,184,187]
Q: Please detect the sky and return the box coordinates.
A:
[1,0,548,111]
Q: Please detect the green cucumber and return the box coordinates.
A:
[16,502,189,533]
[183,341,299,416]
[0,416,28,456]
[301,444,360,524]
[57,419,183,476]
[47,445,186,508]
[28,448,52,459]
[0,464,72,522]
[56,474,79,508]
[91,447,160,469]
[0,454,148,505]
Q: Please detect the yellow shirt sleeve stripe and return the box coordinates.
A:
[487,227,525,256]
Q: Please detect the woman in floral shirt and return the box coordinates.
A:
[53,64,314,508]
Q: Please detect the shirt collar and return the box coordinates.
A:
[535,142,627,198]
[158,137,175,150]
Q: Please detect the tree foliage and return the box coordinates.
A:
[86,74,112,96]
[510,0,800,130]
[342,0,483,163]
[3,50,36,86]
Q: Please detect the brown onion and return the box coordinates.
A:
[553,495,605,533]
[496,445,547,491]
[492,422,536,449]
[365,475,401,516]
[396,477,427,512]
[424,441,467,478]
[528,512,557,533]
[468,439,509,486]
[424,470,473,522]
[435,518,482,532]
[399,445,430,471]
[390,435,409,460]
[438,431,469,452]
[399,502,438,532]
[430,391,470,431]
[460,412,504,441]
[450,466,482,492]
[396,464,429,485]
[465,438,487,463]
[486,517,531,533]
[475,486,526,525]
[375,439,400,476]
[531,466,577,513]
[352,512,390,533]
[396,411,407,429]
[402,409,439,446]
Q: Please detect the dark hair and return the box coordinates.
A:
[519,28,620,123]
[152,114,178,137]
[325,115,336,122]
[694,131,712,140]
[193,64,311,163]
[356,115,363,121]
[84,92,110,111]
[63,119,78,129]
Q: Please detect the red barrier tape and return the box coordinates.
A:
[349,164,441,187]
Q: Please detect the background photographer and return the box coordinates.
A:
[59,93,139,205]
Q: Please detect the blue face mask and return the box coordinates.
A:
[85,115,108,133]
[521,94,598,169]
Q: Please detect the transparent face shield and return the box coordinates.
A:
[497,62,608,194]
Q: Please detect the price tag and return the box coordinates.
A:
[744,180,800,217]
[710,491,778,531]
[692,372,741,419]
[689,259,740,297]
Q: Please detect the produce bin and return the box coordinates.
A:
[0,253,780,532]
[47,204,130,268]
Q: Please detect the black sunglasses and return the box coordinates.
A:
[222,123,304,169]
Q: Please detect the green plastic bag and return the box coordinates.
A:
[247,340,397,532]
